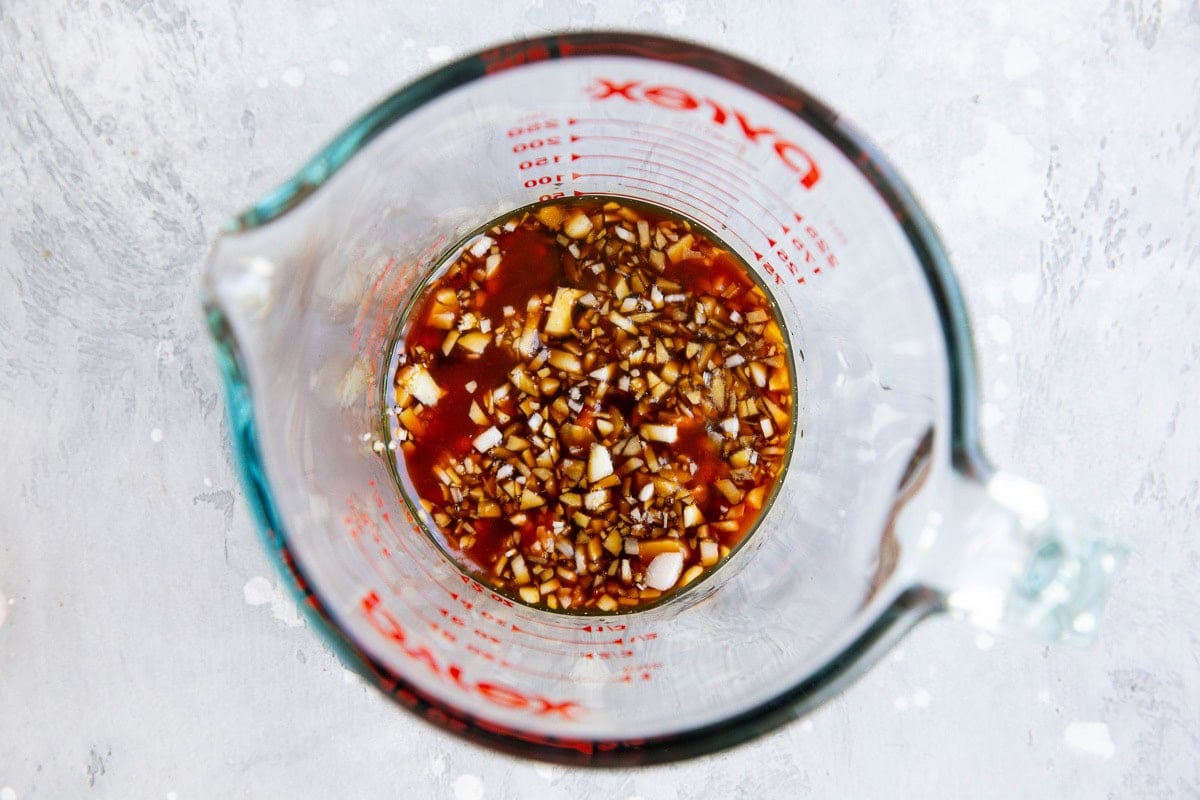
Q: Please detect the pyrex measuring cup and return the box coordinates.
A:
[202,32,1127,765]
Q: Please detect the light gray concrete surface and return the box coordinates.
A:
[2,1,1198,797]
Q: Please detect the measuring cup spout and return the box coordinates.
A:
[921,468,1128,646]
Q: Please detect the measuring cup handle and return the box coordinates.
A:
[921,469,1128,646]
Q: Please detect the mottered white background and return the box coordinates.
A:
[2,1,1197,797]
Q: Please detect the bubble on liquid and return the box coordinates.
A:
[453,774,484,800]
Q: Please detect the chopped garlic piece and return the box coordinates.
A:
[472,426,502,453]
[645,552,684,590]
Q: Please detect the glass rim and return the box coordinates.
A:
[204,30,984,766]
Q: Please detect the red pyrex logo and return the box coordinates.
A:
[588,78,821,190]
[360,590,583,720]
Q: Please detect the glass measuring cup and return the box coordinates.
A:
[202,32,1127,765]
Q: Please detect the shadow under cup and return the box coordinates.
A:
[205,34,985,764]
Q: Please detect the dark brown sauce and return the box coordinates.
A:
[387,197,794,612]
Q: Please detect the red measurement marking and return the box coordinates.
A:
[571,133,751,189]
[570,154,738,202]
[582,650,636,660]
[622,144,797,234]
[568,124,836,279]
[572,125,804,229]
[361,590,584,718]
[568,117,743,159]
[584,79,821,190]
[571,168,735,217]
[346,498,454,614]
[506,623,597,645]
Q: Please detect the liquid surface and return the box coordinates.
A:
[388,197,793,612]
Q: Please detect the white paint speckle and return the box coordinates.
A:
[981,402,1005,430]
[913,688,931,708]
[918,524,938,549]
[893,696,910,711]
[282,67,306,87]
[255,76,269,89]
[891,648,906,662]
[958,122,1038,215]
[1003,39,1040,79]
[992,378,1010,400]
[987,315,1013,344]
[1064,721,1115,758]
[427,45,454,64]
[167,793,178,800]
[0,589,7,628]
[800,719,814,732]
[316,8,338,28]
[663,1,687,25]
[1023,87,1047,109]
[983,280,1006,307]
[329,59,350,76]
[1072,611,1097,634]
[533,762,563,782]
[150,428,163,443]
[1037,689,1052,704]
[1010,272,1039,303]
[975,632,996,651]
[2,788,16,800]
[453,774,484,800]
[429,753,446,776]
[342,668,365,685]
[203,477,212,488]
[155,339,176,364]
[243,576,304,628]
